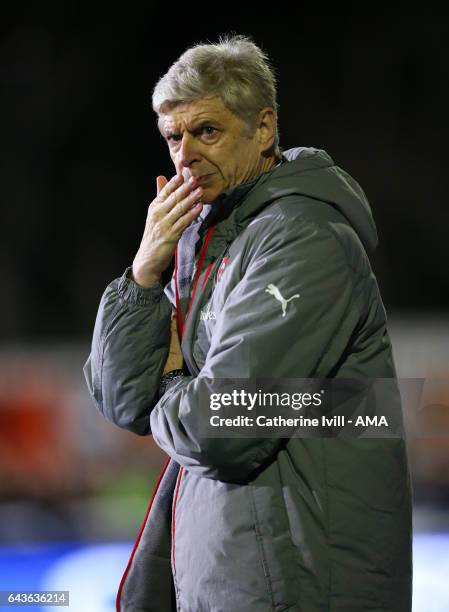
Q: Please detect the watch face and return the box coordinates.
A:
[160,370,184,395]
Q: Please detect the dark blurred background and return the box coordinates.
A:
[1,7,448,611]
[1,8,448,339]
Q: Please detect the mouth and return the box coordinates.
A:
[196,173,214,184]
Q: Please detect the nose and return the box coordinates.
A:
[177,132,201,169]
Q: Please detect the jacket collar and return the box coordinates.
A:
[197,157,286,243]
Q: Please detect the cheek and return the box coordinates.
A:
[229,147,251,176]
[169,150,182,169]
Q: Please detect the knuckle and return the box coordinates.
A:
[148,211,159,224]
[173,202,183,218]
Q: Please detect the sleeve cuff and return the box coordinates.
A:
[117,267,164,306]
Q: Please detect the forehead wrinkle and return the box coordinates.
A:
[162,113,219,134]
[159,100,233,136]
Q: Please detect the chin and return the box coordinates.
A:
[202,188,221,205]
[201,175,228,204]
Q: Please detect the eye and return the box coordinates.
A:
[166,133,182,143]
[199,126,219,141]
[202,126,216,135]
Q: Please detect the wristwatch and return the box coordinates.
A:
[159,369,185,397]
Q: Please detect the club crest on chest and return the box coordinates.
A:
[216,256,230,284]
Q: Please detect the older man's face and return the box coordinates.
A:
[159,96,270,203]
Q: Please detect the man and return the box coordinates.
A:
[84,35,413,611]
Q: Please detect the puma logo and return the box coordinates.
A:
[265,284,300,317]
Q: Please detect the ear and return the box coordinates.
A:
[257,107,276,155]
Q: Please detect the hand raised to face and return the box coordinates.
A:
[132,174,203,288]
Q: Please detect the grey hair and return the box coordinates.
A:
[152,34,280,158]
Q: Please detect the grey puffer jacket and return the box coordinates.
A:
[84,147,413,612]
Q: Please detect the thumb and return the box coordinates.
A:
[156,175,168,195]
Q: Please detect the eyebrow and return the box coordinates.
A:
[160,118,223,139]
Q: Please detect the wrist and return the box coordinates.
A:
[118,267,164,306]
[131,267,161,289]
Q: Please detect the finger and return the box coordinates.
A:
[156,174,184,202]
[165,186,203,223]
[158,177,200,214]
[156,175,168,195]
[171,202,203,237]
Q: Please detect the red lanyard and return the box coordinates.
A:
[174,226,215,339]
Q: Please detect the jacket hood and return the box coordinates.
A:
[276,147,378,252]
[200,147,378,253]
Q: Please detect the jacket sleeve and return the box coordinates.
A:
[83,267,172,435]
[150,219,361,482]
